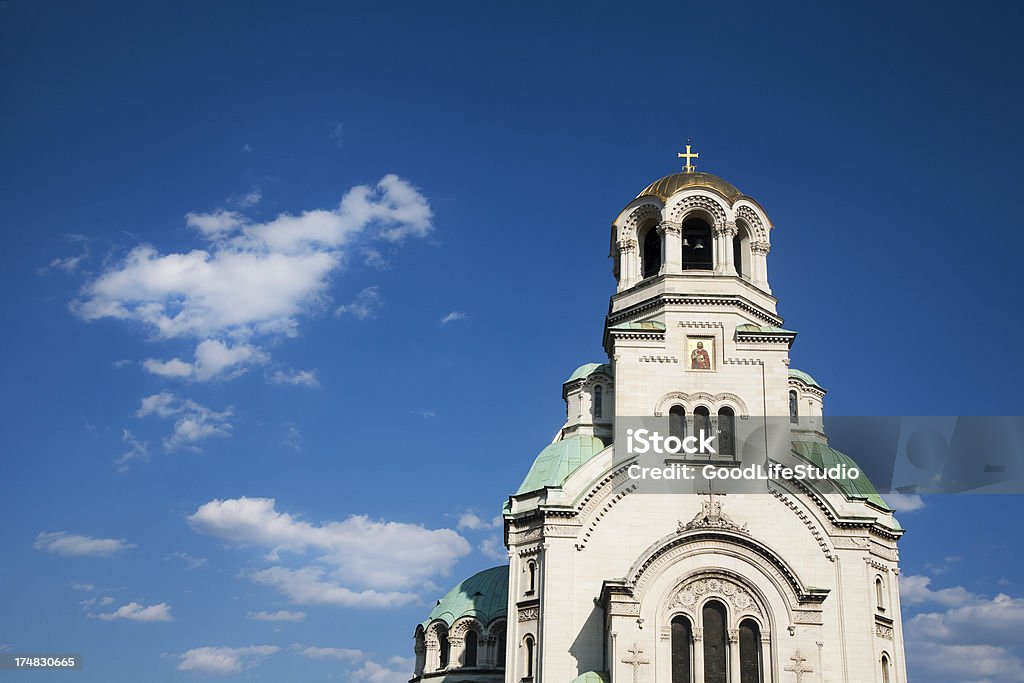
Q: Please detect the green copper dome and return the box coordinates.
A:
[571,672,610,683]
[516,435,610,495]
[422,565,508,628]
[791,440,892,513]
[789,368,824,390]
[565,362,612,383]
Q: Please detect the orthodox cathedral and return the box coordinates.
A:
[410,150,907,683]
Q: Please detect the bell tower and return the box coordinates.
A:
[605,149,798,440]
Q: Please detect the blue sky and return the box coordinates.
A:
[1,1,1023,680]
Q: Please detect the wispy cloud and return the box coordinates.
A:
[136,392,233,451]
[440,311,465,324]
[93,602,172,622]
[115,429,149,472]
[330,122,345,148]
[34,531,134,558]
[248,610,306,623]
[166,551,208,570]
[882,493,926,512]
[293,644,362,660]
[336,286,383,319]
[178,645,279,674]
[268,368,319,387]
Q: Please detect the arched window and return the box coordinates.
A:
[464,630,478,667]
[669,405,686,450]
[526,561,537,594]
[876,577,885,610]
[739,619,763,683]
[682,218,713,270]
[495,628,506,668]
[881,654,891,683]
[414,626,426,675]
[438,629,450,669]
[693,407,711,453]
[718,407,735,456]
[523,635,535,678]
[789,390,799,424]
[671,615,692,683]
[702,600,727,683]
[594,385,603,419]
[642,226,662,278]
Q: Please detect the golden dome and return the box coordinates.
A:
[636,171,742,203]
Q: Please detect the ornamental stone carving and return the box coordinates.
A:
[668,575,762,619]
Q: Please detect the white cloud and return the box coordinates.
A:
[73,175,431,371]
[250,566,418,608]
[70,582,95,592]
[178,645,279,674]
[335,286,382,319]
[79,596,115,608]
[269,368,319,387]
[882,493,926,512]
[351,656,416,683]
[293,645,362,660]
[479,537,507,561]
[115,429,149,472]
[248,610,306,623]
[136,392,233,451]
[189,497,469,607]
[34,531,134,557]
[457,512,487,530]
[143,340,268,382]
[440,311,465,324]
[189,497,469,591]
[904,582,1024,682]
[44,251,88,274]
[94,602,172,622]
[901,575,976,607]
[185,210,246,238]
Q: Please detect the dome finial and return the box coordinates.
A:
[677,139,699,173]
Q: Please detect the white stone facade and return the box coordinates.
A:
[505,172,907,683]
[414,169,907,683]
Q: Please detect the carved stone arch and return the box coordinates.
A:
[712,392,750,420]
[424,619,448,647]
[624,202,664,240]
[451,616,483,639]
[735,204,769,242]
[628,529,827,613]
[667,191,729,230]
[485,617,507,641]
[662,572,768,629]
[654,391,693,416]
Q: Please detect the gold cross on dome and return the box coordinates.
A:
[678,141,699,173]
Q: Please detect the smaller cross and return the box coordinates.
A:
[621,642,650,683]
[678,141,699,173]
[784,649,814,683]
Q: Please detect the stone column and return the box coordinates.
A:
[751,241,771,292]
[761,634,773,683]
[693,627,705,683]
[618,238,639,291]
[660,221,682,275]
[729,629,740,682]
[718,220,738,276]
